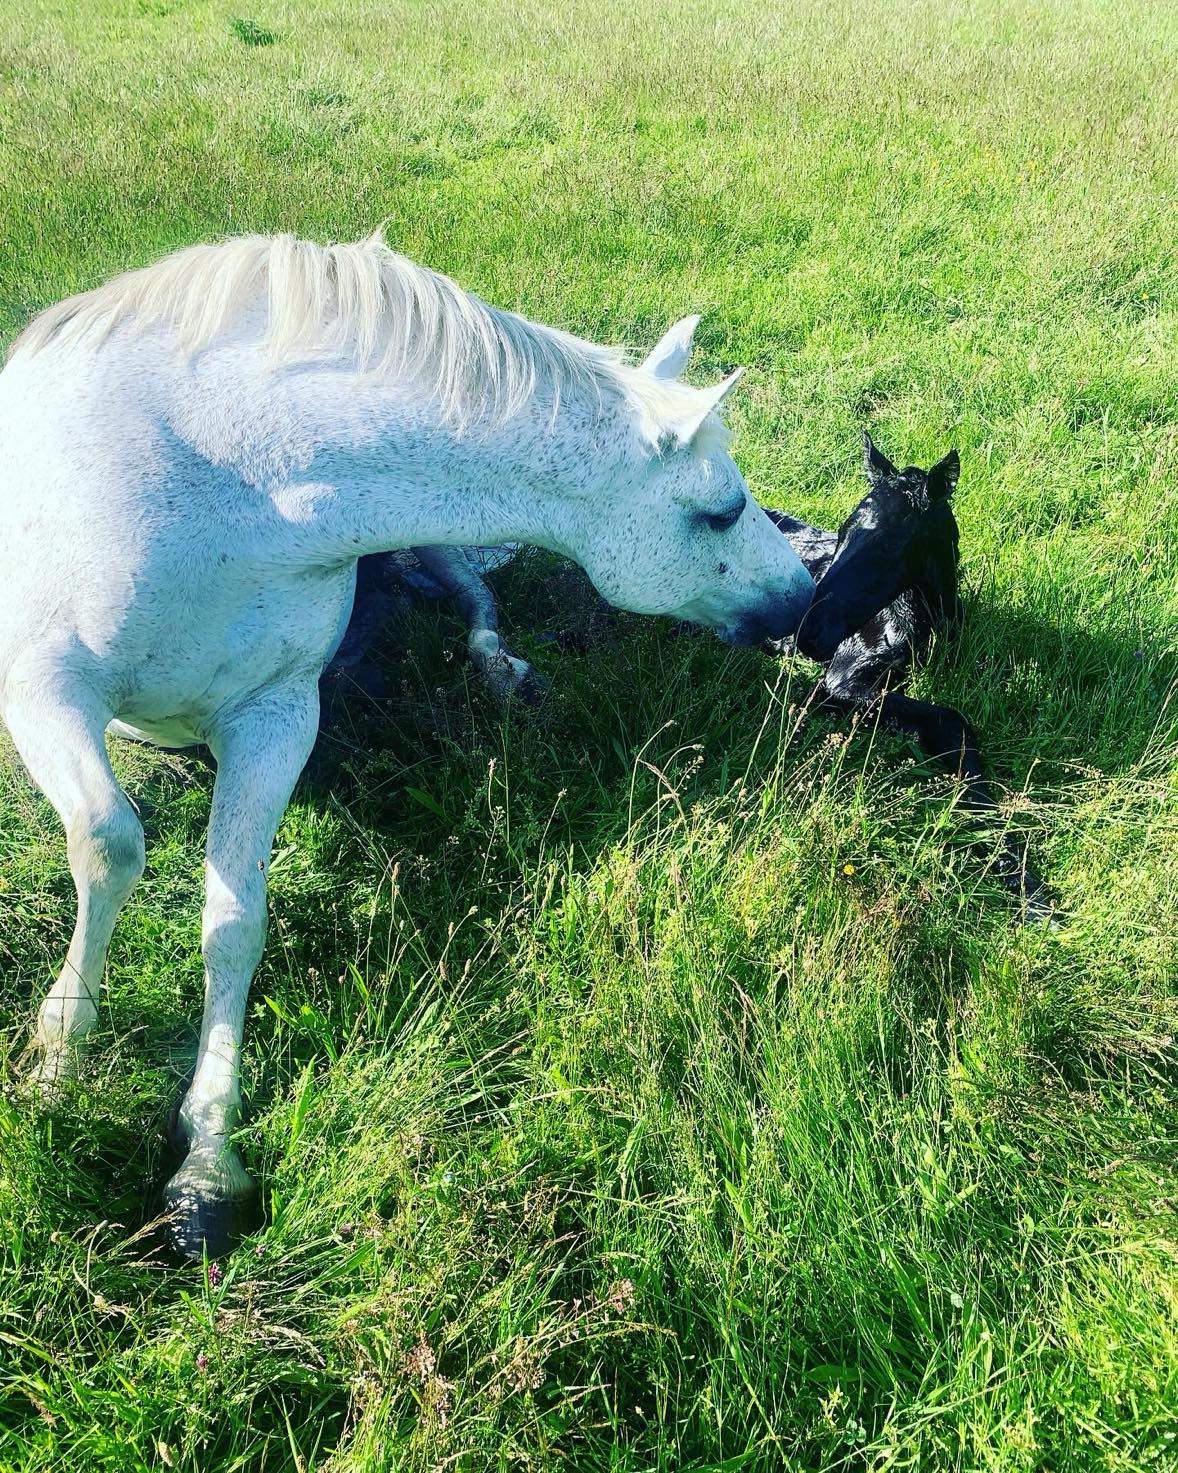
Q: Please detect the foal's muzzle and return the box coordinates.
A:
[794,599,847,663]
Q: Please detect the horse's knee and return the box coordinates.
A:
[202,881,267,977]
[68,803,144,896]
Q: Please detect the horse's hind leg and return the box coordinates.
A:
[411,546,544,703]
[164,682,319,1259]
[4,686,145,1088]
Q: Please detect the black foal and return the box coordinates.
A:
[769,433,1053,924]
[330,434,1053,922]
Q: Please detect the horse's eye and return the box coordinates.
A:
[701,501,744,533]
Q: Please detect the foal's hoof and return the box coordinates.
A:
[513,665,550,708]
[997,858,1060,930]
[163,1159,260,1260]
[1021,882,1061,931]
[483,656,548,708]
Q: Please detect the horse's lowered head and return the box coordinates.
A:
[796,433,960,662]
[557,316,815,647]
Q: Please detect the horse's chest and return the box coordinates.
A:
[114,564,355,740]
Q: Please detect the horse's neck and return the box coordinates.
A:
[203,359,627,561]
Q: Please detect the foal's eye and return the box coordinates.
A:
[701,501,744,533]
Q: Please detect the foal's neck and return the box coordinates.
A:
[909,522,961,626]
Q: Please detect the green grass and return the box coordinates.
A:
[1,0,1177,1467]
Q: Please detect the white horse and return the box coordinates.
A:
[0,232,814,1257]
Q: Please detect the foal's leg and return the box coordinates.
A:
[821,684,1055,923]
[411,546,543,703]
[873,691,988,798]
[163,684,319,1259]
[875,692,1055,924]
[4,687,144,1089]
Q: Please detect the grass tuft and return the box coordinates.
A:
[230,17,275,48]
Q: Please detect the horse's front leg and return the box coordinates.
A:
[874,692,1057,925]
[840,687,1056,926]
[163,683,319,1259]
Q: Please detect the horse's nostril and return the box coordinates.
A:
[764,589,812,642]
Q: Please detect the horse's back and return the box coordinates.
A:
[762,509,838,581]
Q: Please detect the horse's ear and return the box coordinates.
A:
[863,431,898,485]
[641,315,701,381]
[927,449,960,500]
[665,367,744,446]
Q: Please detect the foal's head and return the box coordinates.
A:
[796,433,960,662]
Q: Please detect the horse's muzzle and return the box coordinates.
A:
[795,623,840,663]
[793,594,851,662]
[723,587,813,647]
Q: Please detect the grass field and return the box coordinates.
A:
[1,0,1177,1468]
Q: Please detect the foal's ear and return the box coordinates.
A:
[665,366,744,446]
[863,431,898,485]
[927,449,960,500]
[640,315,701,381]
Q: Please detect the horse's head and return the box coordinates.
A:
[795,434,960,662]
[565,317,814,646]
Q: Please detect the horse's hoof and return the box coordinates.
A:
[163,1160,260,1260]
[24,1048,79,1104]
[994,853,1060,931]
[482,655,548,708]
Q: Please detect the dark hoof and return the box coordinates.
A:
[163,1174,260,1261]
[515,668,551,707]
[995,854,1060,930]
[1021,881,1061,931]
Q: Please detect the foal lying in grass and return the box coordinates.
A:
[775,433,1054,925]
[338,433,1054,923]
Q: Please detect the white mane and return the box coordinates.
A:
[12,231,720,440]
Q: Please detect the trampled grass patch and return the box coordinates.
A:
[0,0,1176,1468]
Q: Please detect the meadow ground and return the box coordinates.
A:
[1,0,1176,1468]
